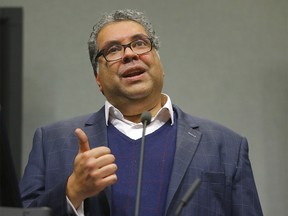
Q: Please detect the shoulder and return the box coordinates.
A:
[43,113,93,129]
[173,105,248,167]
[36,106,105,136]
[173,104,245,141]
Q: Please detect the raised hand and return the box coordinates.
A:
[66,128,117,209]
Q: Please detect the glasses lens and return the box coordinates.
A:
[131,38,152,54]
[104,45,123,61]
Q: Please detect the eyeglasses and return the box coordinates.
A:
[95,37,153,62]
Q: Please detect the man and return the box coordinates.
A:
[20,9,263,216]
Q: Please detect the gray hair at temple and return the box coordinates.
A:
[88,9,160,76]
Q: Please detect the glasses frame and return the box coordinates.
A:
[95,37,153,62]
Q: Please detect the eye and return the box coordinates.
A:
[105,45,122,56]
[132,39,149,48]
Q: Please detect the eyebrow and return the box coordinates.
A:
[130,33,149,40]
[99,33,149,51]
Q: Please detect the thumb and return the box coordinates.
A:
[74,128,90,153]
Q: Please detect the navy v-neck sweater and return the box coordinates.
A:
[108,120,177,216]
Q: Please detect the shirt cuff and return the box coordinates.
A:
[66,196,84,216]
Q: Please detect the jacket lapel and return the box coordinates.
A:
[81,107,112,213]
[165,106,202,214]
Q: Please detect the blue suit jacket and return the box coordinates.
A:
[20,105,263,216]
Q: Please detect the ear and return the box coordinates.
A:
[96,75,103,92]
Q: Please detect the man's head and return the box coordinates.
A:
[88,9,165,117]
[88,9,160,76]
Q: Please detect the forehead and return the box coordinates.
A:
[97,21,147,46]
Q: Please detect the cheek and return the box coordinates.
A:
[97,63,120,88]
[142,51,162,68]
[99,61,120,75]
[148,57,164,76]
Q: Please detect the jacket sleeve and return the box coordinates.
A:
[232,137,263,216]
[19,127,74,216]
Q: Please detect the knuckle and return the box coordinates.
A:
[81,151,90,159]
[111,163,118,172]
[111,174,118,184]
[106,154,116,163]
[99,146,111,154]
[85,160,95,170]
[110,154,116,161]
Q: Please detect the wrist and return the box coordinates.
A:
[66,175,84,209]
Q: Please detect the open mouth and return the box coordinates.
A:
[121,69,145,78]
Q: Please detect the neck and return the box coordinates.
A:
[113,94,167,123]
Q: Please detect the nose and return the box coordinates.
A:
[122,47,139,63]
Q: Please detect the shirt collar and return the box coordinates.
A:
[104,93,174,126]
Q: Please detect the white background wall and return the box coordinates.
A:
[1,0,287,215]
